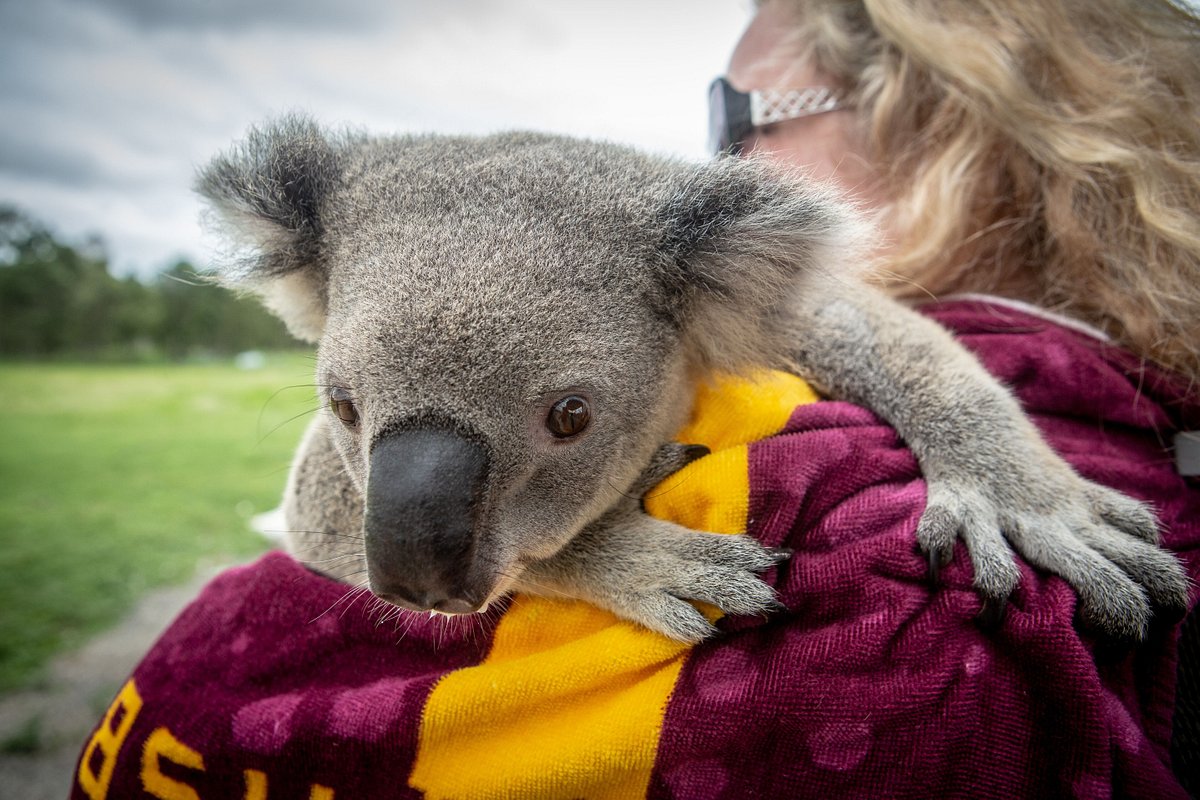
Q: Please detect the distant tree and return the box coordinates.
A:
[0,206,117,355]
[0,205,302,359]
[154,262,297,358]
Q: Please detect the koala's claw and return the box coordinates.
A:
[919,534,954,586]
[918,477,1188,640]
[975,595,1007,630]
[631,442,712,498]
[915,504,959,583]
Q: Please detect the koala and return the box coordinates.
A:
[198,115,1188,643]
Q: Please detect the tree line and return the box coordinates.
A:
[0,205,300,359]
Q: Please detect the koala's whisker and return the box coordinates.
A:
[259,527,351,541]
[256,405,324,445]
[310,578,371,625]
[376,604,403,628]
[254,380,326,439]
[375,600,415,631]
[338,573,369,592]
[458,614,479,649]
[364,594,389,626]
[303,538,366,550]
[276,528,364,541]
[495,570,573,601]
[261,382,324,405]
[296,530,366,543]
[641,478,693,502]
[455,612,488,649]
[161,269,207,288]
[473,602,507,641]
[435,615,451,652]
[399,610,425,638]
[317,591,365,624]
[394,609,423,644]
[390,607,412,636]
[296,553,363,567]
[455,616,474,649]
[603,477,641,502]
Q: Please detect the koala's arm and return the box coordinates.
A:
[519,444,786,642]
[783,282,1189,638]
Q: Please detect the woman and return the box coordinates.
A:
[71,4,1199,798]
[714,0,1200,794]
[719,0,1200,385]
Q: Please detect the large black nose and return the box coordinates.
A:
[363,427,489,612]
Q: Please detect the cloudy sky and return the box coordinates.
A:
[0,0,754,277]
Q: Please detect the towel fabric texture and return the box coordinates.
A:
[73,299,1200,799]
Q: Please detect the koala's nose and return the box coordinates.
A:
[363,426,490,609]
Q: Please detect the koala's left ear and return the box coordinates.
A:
[196,114,345,342]
[654,156,871,373]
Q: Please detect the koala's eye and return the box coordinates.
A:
[329,388,359,427]
[546,395,590,438]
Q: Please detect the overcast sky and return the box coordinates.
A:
[0,0,754,277]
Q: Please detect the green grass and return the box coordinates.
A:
[0,354,318,693]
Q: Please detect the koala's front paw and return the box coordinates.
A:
[520,442,786,643]
[918,473,1190,639]
[526,509,786,643]
[523,443,792,642]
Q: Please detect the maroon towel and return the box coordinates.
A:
[73,299,1200,799]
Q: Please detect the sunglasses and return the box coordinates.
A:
[707,76,846,156]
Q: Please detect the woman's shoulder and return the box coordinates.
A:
[918,294,1200,432]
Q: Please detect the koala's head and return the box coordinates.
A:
[198,115,863,614]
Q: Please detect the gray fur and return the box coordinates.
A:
[199,115,1189,642]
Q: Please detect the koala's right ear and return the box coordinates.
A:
[653,156,872,374]
[196,115,343,342]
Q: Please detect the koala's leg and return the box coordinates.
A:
[519,444,787,643]
[281,417,367,584]
[784,283,1189,639]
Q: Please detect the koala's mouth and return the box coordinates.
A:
[368,568,516,617]
[424,601,492,619]
[370,587,483,616]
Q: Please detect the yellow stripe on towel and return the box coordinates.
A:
[409,370,818,800]
[647,371,815,534]
[410,598,692,799]
[674,370,817,454]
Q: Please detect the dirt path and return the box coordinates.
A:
[0,564,229,800]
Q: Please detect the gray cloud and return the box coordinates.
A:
[70,0,396,31]
[0,131,110,187]
[64,0,495,33]
[0,0,753,276]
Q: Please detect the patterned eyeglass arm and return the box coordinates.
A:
[749,87,844,126]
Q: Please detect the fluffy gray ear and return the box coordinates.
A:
[196,115,344,342]
[655,156,871,373]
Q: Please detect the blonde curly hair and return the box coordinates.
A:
[766,0,1200,387]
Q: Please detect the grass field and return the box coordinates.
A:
[0,354,318,693]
